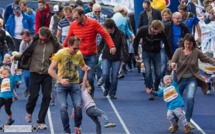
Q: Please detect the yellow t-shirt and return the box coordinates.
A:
[51,48,85,84]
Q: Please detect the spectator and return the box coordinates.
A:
[49,5,64,36]
[19,0,36,28]
[6,5,34,52]
[204,5,215,24]
[181,0,197,16]
[4,0,21,23]
[62,7,116,98]
[48,36,88,134]
[18,27,62,129]
[35,0,51,33]
[138,0,162,28]
[56,6,73,43]
[170,33,215,129]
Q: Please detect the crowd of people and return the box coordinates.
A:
[0,0,215,134]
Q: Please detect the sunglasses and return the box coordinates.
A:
[94,11,101,13]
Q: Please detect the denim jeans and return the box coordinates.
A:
[86,106,108,134]
[142,51,161,90]
[26,72,52,124]
[56,83,82,133]
[102,58,121,96]
[161,48,168,79]
[23,70,30,88]
[177,78,197,122]
[78,54,97,97]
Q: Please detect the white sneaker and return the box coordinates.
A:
[206,90,211,95]
[37,123,47,129]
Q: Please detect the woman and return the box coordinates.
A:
[98,19,128,99]
[160,8,172,84]
[171,33,215,128]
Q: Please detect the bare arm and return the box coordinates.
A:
[56,30,62,42]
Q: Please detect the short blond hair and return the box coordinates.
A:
[161,8,172,19]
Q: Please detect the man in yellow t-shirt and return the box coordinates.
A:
[48,36,90,134]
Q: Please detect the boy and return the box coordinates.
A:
[146,72,192,134]
[0,57,18,125]
[72,66,116,134]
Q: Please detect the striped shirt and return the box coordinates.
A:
[85,12,108,45]
[58,18,73,42]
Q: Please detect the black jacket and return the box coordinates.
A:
[133,26,172,60]
[138,8,162,28]
[18,34,61,70]
[164,21,190,55]
[98,26,129,62]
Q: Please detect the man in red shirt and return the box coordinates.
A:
[62,7,116,98]
[34,0,51,33]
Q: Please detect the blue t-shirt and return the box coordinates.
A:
[0,74,16,98]
[182,14,199,33]
[172,24,181,53]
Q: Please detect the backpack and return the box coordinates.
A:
[187,2,196,16]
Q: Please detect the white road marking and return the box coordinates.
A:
[101,86,131,134]
[190,119,206,134]
[48,108,54,134]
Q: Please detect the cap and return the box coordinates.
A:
[13,4,21,12]
[53,5,63,12]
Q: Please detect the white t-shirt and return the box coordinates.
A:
[14,14,23,39]
[81,87,95,111]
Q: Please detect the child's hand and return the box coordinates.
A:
[145,88,152,94]
[14,96,19,101]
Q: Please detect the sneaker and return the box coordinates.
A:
[206,90,211,95]
[6,119,15,125]
[103,89,109,96]
[97,78,103,87]
[23,88,29,97]
[148,94,155,100]
[110,95,117,99]
[37,123,47,129]
[75,127,81,134]
[25,113,32,123]
[184,125,192,134]
[188,122,195,129]
[104,122,117,128]
[169,124,179,133]
[118,74,124,79]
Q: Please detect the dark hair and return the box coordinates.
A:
[38,0,46,5]
[76,0,84,6]
[104,19,116,29]
[143,0,151,7]
[178,33,196,49]
[20,29,31,36]
[39,27,51,37]
[68,36,81,46]
[73,7,84,16]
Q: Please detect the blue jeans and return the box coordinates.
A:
[86,106,108,134]
[102,58,121,96]
[161,48,168,79]
[142,51,161,90]
[56,83,82,133]
[177,78,197,122]
[23,70,30,88]
[78,54,97,97]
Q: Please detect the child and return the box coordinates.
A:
[0,57,18,125]
[72,67,116,134]
[145,72,192,134]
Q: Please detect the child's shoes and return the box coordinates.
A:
[104,122,116,128]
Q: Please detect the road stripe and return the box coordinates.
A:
[47,108,54,134]
[101,86,131,134]
[190,119,206,134]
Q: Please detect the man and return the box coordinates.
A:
[18,27,62,129]
[35,0,51,33]
[204,4,215,24]
[6,4,34,51]
[4,0,20,23]
[49,4,64,36]
[164,12,190,56]
[56,6,73,43]
[49,36,89,134]
[62,7,116,98]
[19,29,32,98]
[85,3,108,86]
[133,20,172,100]
[138,0,162,28]
[19,0,35,26]
[178,4,201,46]
[181,0,197,16]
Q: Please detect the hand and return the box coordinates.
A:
[85,66,91,72]
[71,109,75,119]
[145,87,152,93]
[129,34,135,41]
[171,62,176,70]
[14,96,19,101]
[10,56,15,63]
[110,47,116,55]
[60,79,70,87]
[135,55,140,60]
